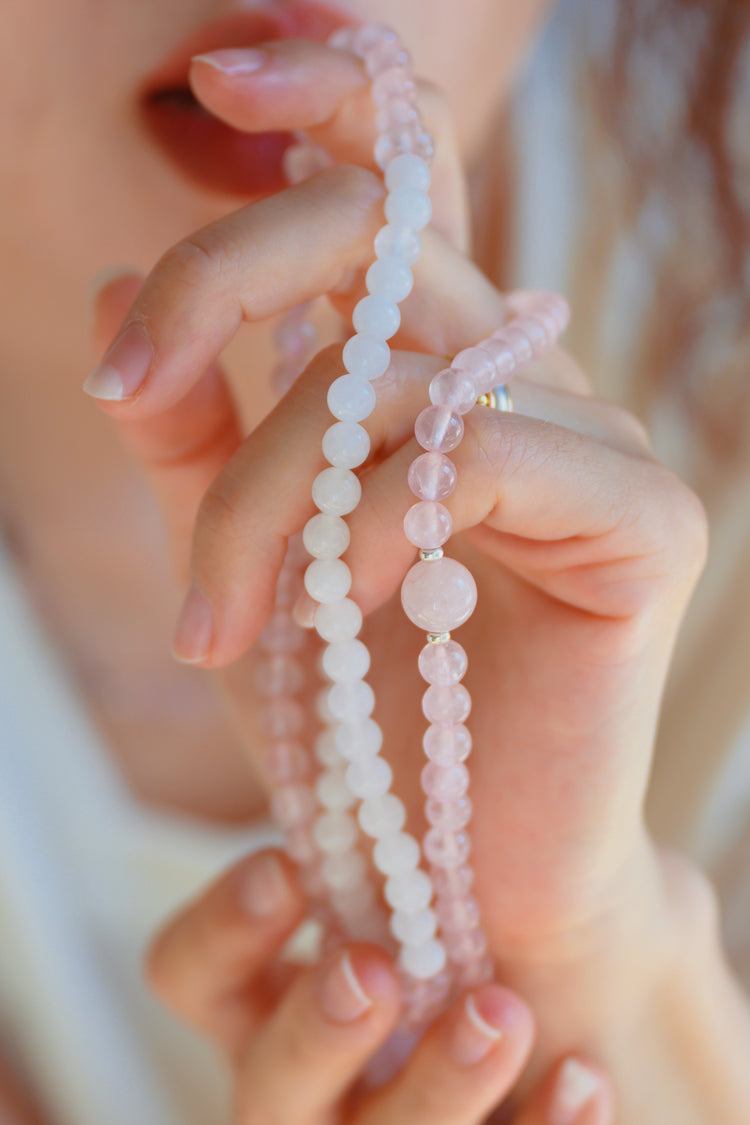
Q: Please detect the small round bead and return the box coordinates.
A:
[373,832,421,876]
[316,768,357,811]
[421,762,470,801]
[502,324,533,364]
[358,793,407,838]
[375,97,418,131]
[482,337,516,378]
[260,699,305,738]
[346,755,393,798]
[423,828,472,869]
[314,598,362,643]
[342,334,391,380]
[374,223,422,265]
[371,66,416,107]
[313,810,359,854]
[312,468,362,517]
[322,421,371,470]
[429,368,477,414]
[327,374,376,421]
[422,723,472,764]
[385,153,431,192]
[384,187,432,230]
[350,22,396,55]
[314,729,340,767]
[365,38,410,77]
[515,316,548,357]
[384,869,433,912]
[430,864,475,897]
[328,679,376,722]
[444,927,488,964]
[303,513,350,561]
[327,26,358,50]
[399,938,447,980]
[407,452,457,501]
[271,783,317,828]
[403,501,452,550]
[274,311,316,353]
[322,850,367,891]
[453,955,494,989]
[422,684,472,725]
[415,406,464,453]
[352,294,401,339]
[451,346,496,387]
[304,558,352,604]
[335,718,384,762]
[263,739,311,784]
[390,907,438,946]
[365,258,413,302]
[322,639,371,683]
[401,558,478,633]
[425,796,473,830]
[259,611,305,653]
[435,893,481,933]
[417,639,468,685]
[254,653,305,696]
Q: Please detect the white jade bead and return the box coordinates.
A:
[384,188,432,230]
[322,850,367,891]
[303,513,350,559]
[384,869,433,913]
[322,421,371,469]
[358,793,407,837]
[316,768,357,811]
[313,810,359,853]
[385,153,431,192]
[314,598,363,643]
[373,832,420,876]
[352,294,401,339]
[335,718,383,761]
[312,468,362,516]
[322,639,371,682]
[304,558,352,603]
[314,729,340,767]
[390,907,438,946]
[374,223,421,265]
[327,374,376,421]
[399,938,447,980]
[342,334,391,380]
[365,258,413,303]
[346,755,393,798]
[328,679,376,722]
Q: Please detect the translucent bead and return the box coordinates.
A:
[271,783,316,828]
[303,513,350,560]
[322,849,367,891]
[359,793,407,838]
[314,729,340,767]
[312,468,361,516]
[444,926,488,964]
[254,653,305,696]
[371,66,416,107]
[285,824,318,863]
[430,864,475,897]
[482,337,516,379]
[374,224,421,265]
[403,501,452,550]
[425,796,473,830]
[352,294,401,340]
[350,22,396,56]
[259,610,305,653]
[401,558,478,632]
[342,334,391,380]
[260,698,305,738]
[314,598,363,643]
[385,153,431,192]
[327,26,358,50]
[365,38,410,77]
[373,832,420,876]
[322,421,371,469]
[414,406,464,453]
[346,755,393,798]
[384,187,431,230]
[502,324,533,365]
[423,828,472,869]
[328,679,375,722]
[327,373,376,421]
[453,954,494,989]
[384,868,433,912]
[407,452,457,501]
[422,723,472,765]
[304,558,352,603]
[400,968,452,1022]
[422,684,472,724]
[435,893,481,933]
[282,142,330,184]
[417,639,467,685]
[515,316,548,357]
[399,938,447,980]
[263,739,311,784]
[390,907,437,946]
[313,810,359,853]
[274,310,316,354]
[316,768,356,811]
[429,368,477,414]
[322,638,371,682]
[421,762,470,800]
[335,718,383,761]
[376,97,418,131]
[451,346,496,388]
[365,258,413,302]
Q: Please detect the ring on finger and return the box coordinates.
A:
[476,384,513,412]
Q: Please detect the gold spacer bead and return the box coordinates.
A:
[426,631,451,644]
[419,547,444,561]
[475,388,498,409]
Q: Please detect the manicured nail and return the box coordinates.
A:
[318,951,373,1024]
[292,592,317,629]
[548,1058,602,1125]
[240,854,293,918]
[83,321,153,401]
[192,48,268,76]
[449,989,506,1066]
[86,264,140,311]
[172,585,213,663]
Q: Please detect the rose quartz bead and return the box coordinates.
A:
[255,654,305,696]
[453,955,494,989]
[423,828,472,869]
[476,339,515,389]
[422,723,472,764]
[435,893,481,933]
[450,346,496,389]
[443,926,488,963]
[365,38,410,77]
[422,684,472,725]
[403,501,452,549]
[417,639,467,684]
[500,324,533,365]
[401,558,478,633]
[375,98,418,131]
[259,610,305,653]
[285,824,319,864]
[407,452,457,501]
[271,783,317,829]
[514,316,548,357]
[430,864,475,897]
[428,368,477,414]
[371,66,416,107]
[264,739,311,784]
[274,314,316,354]
[350,22,395,55]
[415,406,463,453]
[421,762,470,800]
[260,698,305,739]
[425,795,473,830]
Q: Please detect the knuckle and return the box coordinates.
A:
[312,162,384,208]
[157,226,243,290]
[198,470,253,545]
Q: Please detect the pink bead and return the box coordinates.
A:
[477,338,516,386]
[274,316,316,354]
[418,639,467,684]
[351,22,396,56]
[371,66,416,106]
[422,684,472,724]
[365,39,410,77]
[425,796,473,830]
[423,723,472,764]
[407,452,457,501]
[444,926,488,963]
[514,316,548,358]
[263,739,312,784]
[414,406,464,453]
[435,893,481,932]
[376,96,417,129]
[403,501,452,549]
[260,699,305,739]
[428,368,477,414]
[271,783,317,829]
[401,558,477,633]
[453,954,494,989]
[423,828,472,868]
[500,324,533,365]
[259,610,305,653]
[285,824,319,863]
[430,864,475,897]
[255,654,305,696]
[421,762,469,800]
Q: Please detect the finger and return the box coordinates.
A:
[235,944,400,1124]
[145,850,304,1047]
[512,1055,614,1125]
[356,984,534,1125]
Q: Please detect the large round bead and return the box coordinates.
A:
[401,558,477,632]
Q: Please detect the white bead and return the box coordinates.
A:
[365,258,413,303]
[328,679,376,722]
[384,188,432,230]
[384,869,433,912]
[385,153,431,192]
[399,938,447,980]
[352,294,401,339]
[322,639,371,682]
[390,907,438,946]
[322,850,367,891]
[346,755,393,798]
[314,598,363,643]
[335,718,383,761]
[312,467,361,516]
[373,832,420,876]
[314,729,340,767]
[303,513,350,560]
[322,421,371,469]
[304,558,351,603]
[358,793,407,837]
[342,334,391,380]
[316,768,356,810]
[374,224,422,265]
[312,810,359,853]
[327,374,376,421]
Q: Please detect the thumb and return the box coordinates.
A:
[512,1055,614,1125]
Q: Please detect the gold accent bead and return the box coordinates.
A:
[426,631,451,644]
[419,547,444,561]
[475,388,498,409]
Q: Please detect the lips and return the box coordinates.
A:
[138,3,355,198]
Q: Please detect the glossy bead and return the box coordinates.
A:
[255,654,305,696]
[390,907,437,946]
[271,784,317,828]
[385,153,431,192]
[322,850,367,891]
[322,639,371,682]
[422,724,472,765]
[374,224,422,267]
[365,257,413,302]
[414,406,463,453]
[451,346,496,387]
[375,97,418,131]
[435,893,481,933]
[259,611,305,653]
[425,796,473,830]
[335,718,384,761]
[312,468,362,516]
[313,810,359,853]
[365,38,410,77]
[399,938,447,980]
[502,324,533,365]
[328,679,375,722]
[303,513,350,560]
[444,926,488,963]
[350,22,395,55]
[327,374,376,421]
[358,793,407,838]
[423,828,472,868]
[371,66,416,107]
[429,368,477,414]
[322,421,371,469]
[373,832,420,875]
[274,310,316,353]
[314,598,363,643]
[407,452,457,501]
[421,761,470,800]
[346,755,393,798]
[422,684,472,724]
[417,639,467,685]
[263,739,311,784]
[352,294,401,339]
[515,316,548,357]
[430,864,475,897]
[384,869,433,912]
[401,558,478,632]
[316,768,357,811]
[384,187,431,230]
[342,333,391,380]
[260,699,305,738]
[304,558,352,603]
[403,501,452,549]
[482,336,516,379]
[453,955,494,989]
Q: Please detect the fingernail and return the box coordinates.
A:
[85,264,140,312]
[318,950,373,1024]
[83,321,153,401]
[548,1058,602,1125]
[240,854,294,918]
[192,48,268,76]
[292,592,317,629]
[449,989,506,1067]
[172,585,213,663]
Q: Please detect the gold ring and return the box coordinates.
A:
[476,384,513,412]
